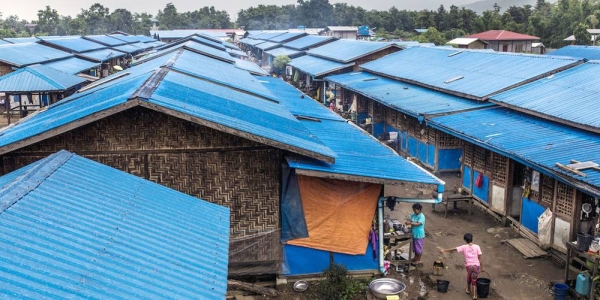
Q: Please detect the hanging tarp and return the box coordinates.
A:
[281,164,308,242]
[286,175,381,255]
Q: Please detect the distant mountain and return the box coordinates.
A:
[461,0,536,14]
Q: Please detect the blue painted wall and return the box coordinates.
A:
[417,140,428,164]
[473,170,489,203]
[521,198,545,234]
[373,123,385,138]
[333,243,379,271]
[284,244,378,275]
[427,144,435,166]
[283,245,330,275]
[357,112,368,126]
[439,149,462,170]
[463,166,472,190]
[401,131,407,151]
[408,136,418,157]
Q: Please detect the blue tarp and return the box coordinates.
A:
[280,164,308,242]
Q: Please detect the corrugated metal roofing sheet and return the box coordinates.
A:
[547,45,600,60]
[239,38,265,46]
[0,49,335,162]
[0,150,229,298]
[170,50,272,99]
[221,40,239,50]
[77,48,127,62]
[190,36,226,51]
[40,37,106,53]
[269,32,307,43]
[170,40,235,63]
[491,61,600,132]
[129,42,153,50]
[151,71,334,159]
[2,37,39,44]
[326,71,494,118]
[108,34,142,43]
[253,32,287,40]
[255,41,281,51]
[258,76,441,185]
[145,40,165,47]
[0,64,85,92]
[360,47,582,100]
[467,30,540,41]
[429,107,600,194]
[283,35,336,50]
[227,48,248,57]
[265,47,304,58]
[0,43,73,67]
[111,44,144,54]
[234,58,269,76]
[0,39,12,45]
[288,55,353,77]
[83,35,126,46]
[42,57,100,75]
[307,40,395,63]
[136,35,157,43]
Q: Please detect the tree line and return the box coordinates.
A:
[0,0,597,48]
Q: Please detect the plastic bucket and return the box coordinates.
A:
[553,283,569,300]
[437,280,449,293]
[476,271,491,298]
[577,234,593,252]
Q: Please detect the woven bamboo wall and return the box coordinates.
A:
[1,107,282,275]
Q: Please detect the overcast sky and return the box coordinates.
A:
[5,0,475,22]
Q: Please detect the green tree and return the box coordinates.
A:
[158,3,184,29]
[574,22,592,45]
[273,55,291,75]
[36,6,60,35]
[417,26,447,45]
[78,3,110,34]
[296,0,334,28]
[108,9,134,33]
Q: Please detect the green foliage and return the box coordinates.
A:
[315,263,367,300]
[273,55,291,73]
[574,22,592,45]
[417,27,447,45]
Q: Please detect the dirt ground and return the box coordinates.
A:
[262,173,564,300]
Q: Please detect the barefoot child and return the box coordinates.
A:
[405,203,425,265]
[439,233,483,299]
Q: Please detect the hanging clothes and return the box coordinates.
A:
[475,173,484,188]
[369,229,378,260]
[386,196,396,211]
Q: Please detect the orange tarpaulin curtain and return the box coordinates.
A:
[286,175,382,255]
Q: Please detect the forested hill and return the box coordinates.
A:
[462,0,537,14]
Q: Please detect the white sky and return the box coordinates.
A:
[2,0,474,22]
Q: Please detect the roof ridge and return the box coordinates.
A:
[26,66,66,90]
[0,150,72,214]
[129,49,182,100]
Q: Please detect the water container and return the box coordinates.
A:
[576,272,591,296]
[577,234,593,252]
[553,283,568,300]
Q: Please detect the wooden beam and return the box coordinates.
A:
[556,162,587,177]
[227,280,278,297]
[570,159,600,171]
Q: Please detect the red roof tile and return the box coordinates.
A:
[466,30,540,41]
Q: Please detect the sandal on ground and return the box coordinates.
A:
[466,288,471,294]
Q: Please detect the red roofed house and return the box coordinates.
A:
[466,30,541,53]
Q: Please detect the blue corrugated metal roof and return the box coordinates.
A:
[283,35,337,50]
[269,32,307,43]
[265,47,304,58]
[40,37,106,53]
[256,75,344,121]
[0,64,86,92]
[307,40,395,63]
[491,61,600,132]
[361,47,583,100]
[228,48,248,57]
[288,55,353,77]
[429,107,600,194]
[234,58,268,75]
[326,71,494,118]
[258,75,441,185]
[547,45,599,60]
[0,49,335,162]
[77,48,127,62]
[145,40,165,47]
[256,41,281,51]
[221,40,239,50]
[129,42,153,50]
[190,36,226,51]
[136,35,157,43]
[239,38,266,46]
[0,150,229,298]
[254,32,287,40]
[111,44,144,54]
[108,34,142,43]
[83,35,126,46]
[287,118,442,185]
[177,41,235,63]
[43,57,100,74]
[2,37,39,44]
[0,43,73,67]
[0,39,12,45]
